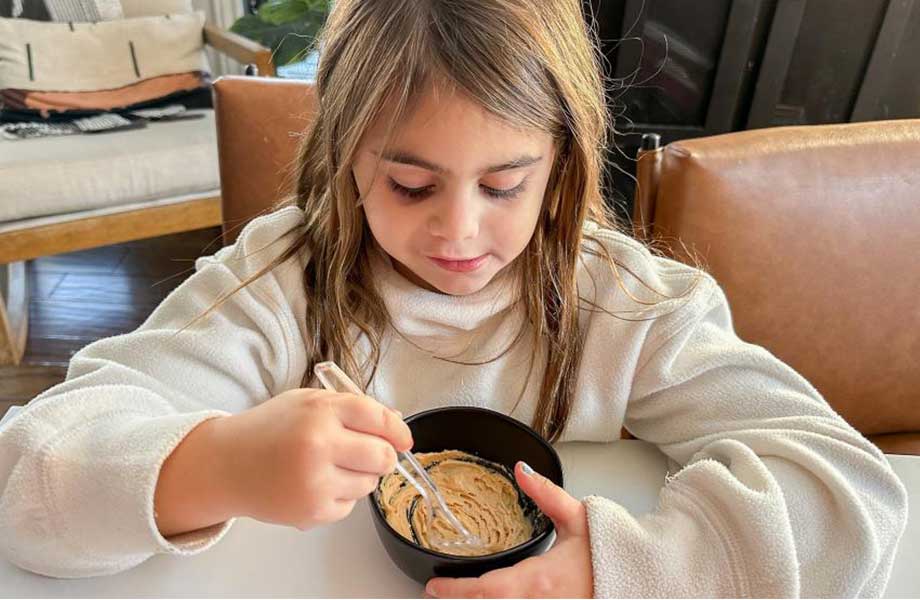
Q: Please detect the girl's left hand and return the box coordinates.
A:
[425,462,594,598]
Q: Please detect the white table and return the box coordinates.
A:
[1,406,918,598]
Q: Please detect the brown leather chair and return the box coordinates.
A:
[213,76,920,455]
[213,75,317,246]
[633,121,920,455]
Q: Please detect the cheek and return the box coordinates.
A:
[363,195,419,250]
[363,197,393,242]
[488,194,544,250]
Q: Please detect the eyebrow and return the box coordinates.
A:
[373,150,543,175]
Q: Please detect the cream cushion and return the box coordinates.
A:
[0,12,208,93]
[0,109,220,224]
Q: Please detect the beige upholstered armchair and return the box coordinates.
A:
[0,8,274,365]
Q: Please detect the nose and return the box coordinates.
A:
[428,191,480,242]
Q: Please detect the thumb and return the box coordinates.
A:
[514,461,587,536]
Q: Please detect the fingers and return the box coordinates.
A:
[332,393,413,452]
[427,565,525,598]
[325,498,357,523]
[332,428,398,475]
[515,461,587,536]
[297,498,357,529]
[332,466,381,501]
[426,575,493,598]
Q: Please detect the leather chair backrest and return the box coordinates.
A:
[633,120,920,438]
[213,75,315,245]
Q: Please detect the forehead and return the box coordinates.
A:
[360,84,555,170]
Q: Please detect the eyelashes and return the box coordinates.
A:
[387,179,432,200]
[387,177,528,201]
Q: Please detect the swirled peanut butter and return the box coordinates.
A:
[376,450,537,557]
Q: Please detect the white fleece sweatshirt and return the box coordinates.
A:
[0,206,907,596]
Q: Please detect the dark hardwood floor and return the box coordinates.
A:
[1,226,225,416]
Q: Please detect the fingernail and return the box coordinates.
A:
[425,582,438,598]
[520,461,535,476]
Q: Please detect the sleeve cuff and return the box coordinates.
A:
[583,490,740,598]
[36,403,234,574]
[147,411,236,556]
[156,519,235,555]
[582,447,801,598]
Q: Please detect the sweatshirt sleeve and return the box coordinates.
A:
[0,209,307,578]
[584,273,909,598]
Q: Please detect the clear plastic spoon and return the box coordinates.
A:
[313,361,483,553]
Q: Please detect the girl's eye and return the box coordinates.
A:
[481,179,527,200]
[387,177,529,201]
[388,178,433,200]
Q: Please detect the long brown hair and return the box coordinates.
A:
[184,0,697,442]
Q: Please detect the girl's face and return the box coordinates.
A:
[353,88,556,295]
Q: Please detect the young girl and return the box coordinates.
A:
[0,0,907,596]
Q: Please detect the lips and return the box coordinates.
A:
[429,254,489,273]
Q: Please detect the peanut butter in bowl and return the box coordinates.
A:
[375,450,547,557]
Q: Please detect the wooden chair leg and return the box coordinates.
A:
[0,261,29,366]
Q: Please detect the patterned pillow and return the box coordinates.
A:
[2,71,209,114]
[0,12,211,118]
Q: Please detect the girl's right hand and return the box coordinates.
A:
[213,387,413,530]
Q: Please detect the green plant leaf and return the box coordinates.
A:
[229,13,276,40]
[257,0,311,26]
[230,1,329,66]
[269,18,326,64]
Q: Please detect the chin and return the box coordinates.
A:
[421,266,497,296]
[431,277,491,296]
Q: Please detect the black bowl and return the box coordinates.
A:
[368,406,564,584]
